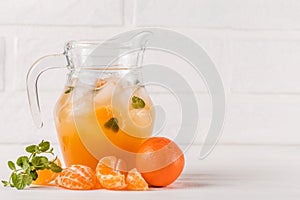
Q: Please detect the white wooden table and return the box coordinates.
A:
[0,144,299,200]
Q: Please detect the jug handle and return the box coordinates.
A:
[26,53,66,128]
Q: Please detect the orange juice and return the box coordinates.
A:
[54,77,155,169]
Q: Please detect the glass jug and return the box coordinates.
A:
[27,32,155,169]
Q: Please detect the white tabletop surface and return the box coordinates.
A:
[0,144,299,200]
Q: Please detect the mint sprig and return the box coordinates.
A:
[2,140,62,190]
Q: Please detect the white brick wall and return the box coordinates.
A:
[135,0,300,30]
[231,37,300,93]
[0,0,123,26]
[0,0,299,145]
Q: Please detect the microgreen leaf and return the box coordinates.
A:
[25,145,37,153]
[12,173,32,190]
[16,156,29,168]
[49,162,62,173]
[24,174,33,186]
[11,173,17,185]
[132,96,145,109]
[38,140,50,152]
[31,156,48,170]
[2,180,9,187]
[2,140,61,190]
[8,161,16,171]
[49,148,54,155]
[30,170,38,181]
[104,118,119,132]
[21,162,31,174]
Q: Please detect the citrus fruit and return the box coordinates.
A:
[136,137,185,187]
[94,180,103,189]
[32,158,62,185]
[96,156,127,190]
[55,165,97,190]
[126,168,148,191]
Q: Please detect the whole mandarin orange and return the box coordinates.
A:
[136,137,185,187]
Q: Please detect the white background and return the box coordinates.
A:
[0,0,300,146]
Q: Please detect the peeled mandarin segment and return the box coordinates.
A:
[33,170,57,185]
[96,156,127,190]
[55,165,97,190]
[94,179,103,189]
[126,168,148,191]
[99,173,126,190]
[115,157,127,174]
[96,156,117,175]
[96,156,127,175]
[32,158,62,185]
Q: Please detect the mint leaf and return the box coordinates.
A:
[132,96,145,109]
[64,86,74,94]
[8,161,16,171]
[104,118,119,133]
[111,121,119,132]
